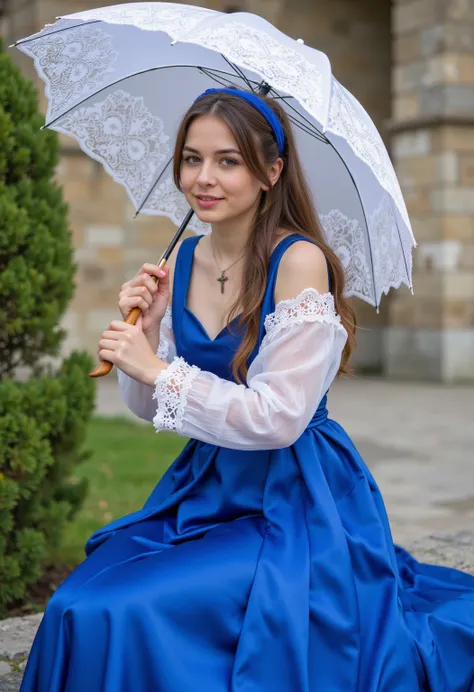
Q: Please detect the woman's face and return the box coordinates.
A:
[179,114,265,226]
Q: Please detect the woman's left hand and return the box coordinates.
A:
[98,319,166,386]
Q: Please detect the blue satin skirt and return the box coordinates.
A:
[21,416,474,691]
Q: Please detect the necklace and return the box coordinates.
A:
[210,237,244,294]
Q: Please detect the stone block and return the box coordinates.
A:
[437,151,460,184]
[56,155,96,182]
[459,243,474,268]
[421,85,474,118]
[446,0,474,22]
[406,271,443,299]
[396,154,457,188]
[421,24,446,56]
[393,93,420,121]
[393,62,425,93]
[445,271,474,300]
[416,240,463,271]
[393,33,421,63]
[431,125,474,153]
[459,155,474,186]
[445,300,474,327]
[443,215,474,241]
[413,53,474,88]
[97,247,125,266]
[350,325,385,372]
[392,130,431,159]
[458,54,474,84]
[423,55,461,87]
[396,155,435,188]
[86,309,119,333]
[404,187,431,214]
[384,326,443,380]
[431,186,474,214]
[443,328,474,381]
[85,226,124,247]
[392,0,442,36]
[410,214,443,242]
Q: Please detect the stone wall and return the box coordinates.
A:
[389,0,474,381]
[4,0,392,369]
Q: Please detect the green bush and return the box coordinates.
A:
[0,39,95,616]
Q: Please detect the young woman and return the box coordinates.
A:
[21,88,474,691]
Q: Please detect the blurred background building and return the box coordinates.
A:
[1,0,474,382]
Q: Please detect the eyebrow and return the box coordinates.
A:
[183,146,241,155]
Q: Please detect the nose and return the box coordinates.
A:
[196,160,216,187]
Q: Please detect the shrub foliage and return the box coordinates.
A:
[0,40,95,615]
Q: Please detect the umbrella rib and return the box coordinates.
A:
[324,138,378,307]
[12,20,101,47]
[391,197,413,291]
[220,56,256,92]
[270,89,326,140]
[198,67,243,89]
[286,114,328,143]
[42,64,255,129]
[135,157,174,217]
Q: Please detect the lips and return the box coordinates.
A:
[194,194,224,210]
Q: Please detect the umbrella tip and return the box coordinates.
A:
[9,42,16,48]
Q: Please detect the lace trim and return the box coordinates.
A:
[161,305,172,330]
[262,288,342,348]
[156,306,173,360]
[152,357,200,433]
[156,339,169,361]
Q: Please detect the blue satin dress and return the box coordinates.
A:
[21,235,474,692]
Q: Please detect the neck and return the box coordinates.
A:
[210,208,255,265]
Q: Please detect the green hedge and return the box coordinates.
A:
[0,39,95,616]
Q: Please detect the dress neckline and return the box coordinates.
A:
[184,232,300,343]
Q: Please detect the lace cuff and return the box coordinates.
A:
[152,356,201,433]
[262,288,342,348]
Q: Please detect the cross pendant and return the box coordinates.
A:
[217,272,228,294]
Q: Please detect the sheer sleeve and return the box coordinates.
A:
[152,289,348,450]
[117,306,176,421]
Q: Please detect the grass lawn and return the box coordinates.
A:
[48,416,186,566]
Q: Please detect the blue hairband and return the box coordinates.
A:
[195,88,285,155]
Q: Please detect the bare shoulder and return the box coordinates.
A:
[275,239,329,303]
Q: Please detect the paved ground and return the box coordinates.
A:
[2,376,473,689]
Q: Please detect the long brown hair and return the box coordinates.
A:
[173,89,356,383]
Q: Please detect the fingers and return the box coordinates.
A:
[126,285,154,309]
[98,338,119,352]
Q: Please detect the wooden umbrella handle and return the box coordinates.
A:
[88,209,195,379]
[88,301,152,378]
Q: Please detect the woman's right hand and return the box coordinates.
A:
[118,263,170,337]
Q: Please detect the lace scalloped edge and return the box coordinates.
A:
[152,356,200,433]
[262,288,344,347]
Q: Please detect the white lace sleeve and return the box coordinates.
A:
[152,289,348,449]
[117,307,176,421]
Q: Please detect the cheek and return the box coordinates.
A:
[179,167,193,192]
[226,170,260,200]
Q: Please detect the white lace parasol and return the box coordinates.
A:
[14,2,416,307]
